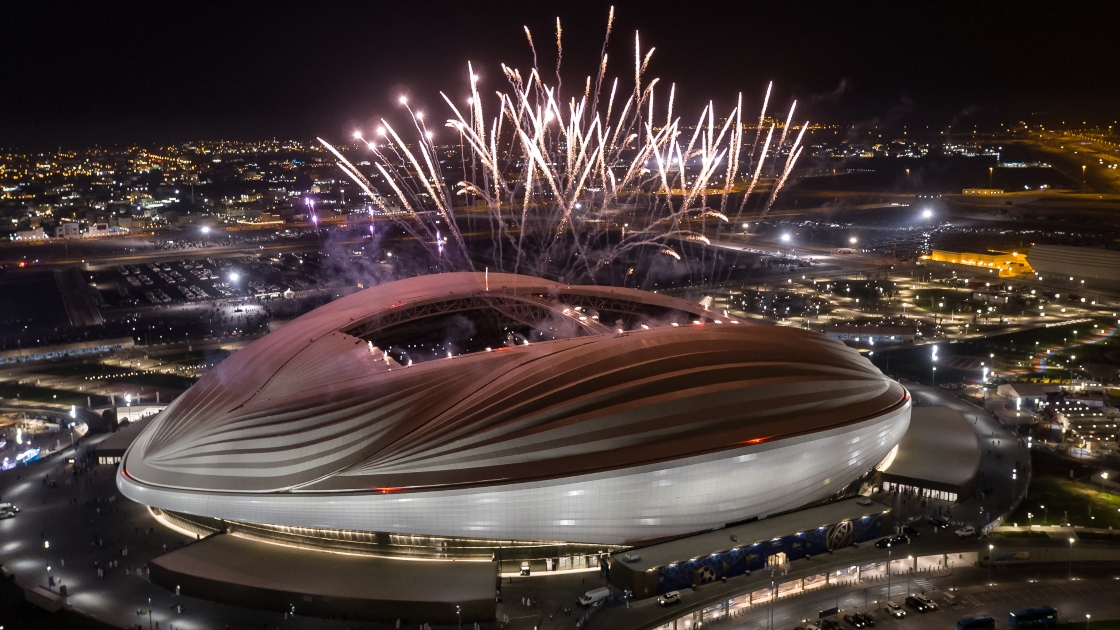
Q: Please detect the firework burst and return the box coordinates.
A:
[322,8,807,282]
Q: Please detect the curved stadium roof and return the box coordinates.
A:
[121,272,908,499]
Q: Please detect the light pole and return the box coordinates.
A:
[148,596,153,630]
[932,366,937,386]
[768,567,776,630]
[1082,165,1087,192]
[1068,537,1075,579]
[456,604,462,630]
[1086,613,1091,630]
[886,546,892,603]
[906,556,913,595]
[989,166,994,189]
[988,544,994,583]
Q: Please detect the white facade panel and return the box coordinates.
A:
[119,402,908,545]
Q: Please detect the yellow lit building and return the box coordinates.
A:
[925,249,1034,277]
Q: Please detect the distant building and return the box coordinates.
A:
[116,216,150,230]
[926,249,1033,278]
[1025,245,1120,288]
[1051,399,1115,444]
[826,322,917,344]
[53,222,79,238]
[13,227,47,240]
[996,382,1060,409]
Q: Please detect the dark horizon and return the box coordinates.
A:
[3,1,1118,150]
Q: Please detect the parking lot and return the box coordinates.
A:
[90,253,322,310]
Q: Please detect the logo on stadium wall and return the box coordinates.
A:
[826,520,854,551]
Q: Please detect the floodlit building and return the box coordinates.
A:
[119,272,911,547]
[926,249,1033,278]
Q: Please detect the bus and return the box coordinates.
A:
[1009,607,1058,629]
[958,615,996,630]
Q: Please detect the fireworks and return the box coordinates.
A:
[322,8,808,282]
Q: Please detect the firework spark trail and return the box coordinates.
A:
[738,123,774,212]
[764,145,804,215]
[763,120,809,215]
[555,17,563,90]
[590,6,614,115]
[323,11,807,282]
[777,100,797,150]
[746,81,772,170]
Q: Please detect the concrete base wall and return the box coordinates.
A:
[148,534,496,625]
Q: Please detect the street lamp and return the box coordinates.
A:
[456,604,462,630]
[988,544,994,583]
[1068,537,1075,579]
[989,166,994,189]
[886,545,893,603]
[932,366,937,386]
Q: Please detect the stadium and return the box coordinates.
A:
[118,272,910,549]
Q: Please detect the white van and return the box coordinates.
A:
[578,587,611,606]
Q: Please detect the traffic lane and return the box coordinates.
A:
[725,569,1120,630]
[589,535,983,630]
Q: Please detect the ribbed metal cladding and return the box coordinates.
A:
[119,272,910,544]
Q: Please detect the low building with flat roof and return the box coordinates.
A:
[876,406,980,502]
[997,383,1060,409]
[608,497,891,599]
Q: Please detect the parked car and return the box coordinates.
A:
[657,591,681,606]
[902,525,920,537]
[955,525,977,538]
[875,534,910,549]
[884,601,907,619]
[905,595,937,612]
[815,619,842,630]
[844,613,875,628]
[927,516,950,529]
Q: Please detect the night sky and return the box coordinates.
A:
[3,1,1117,148]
